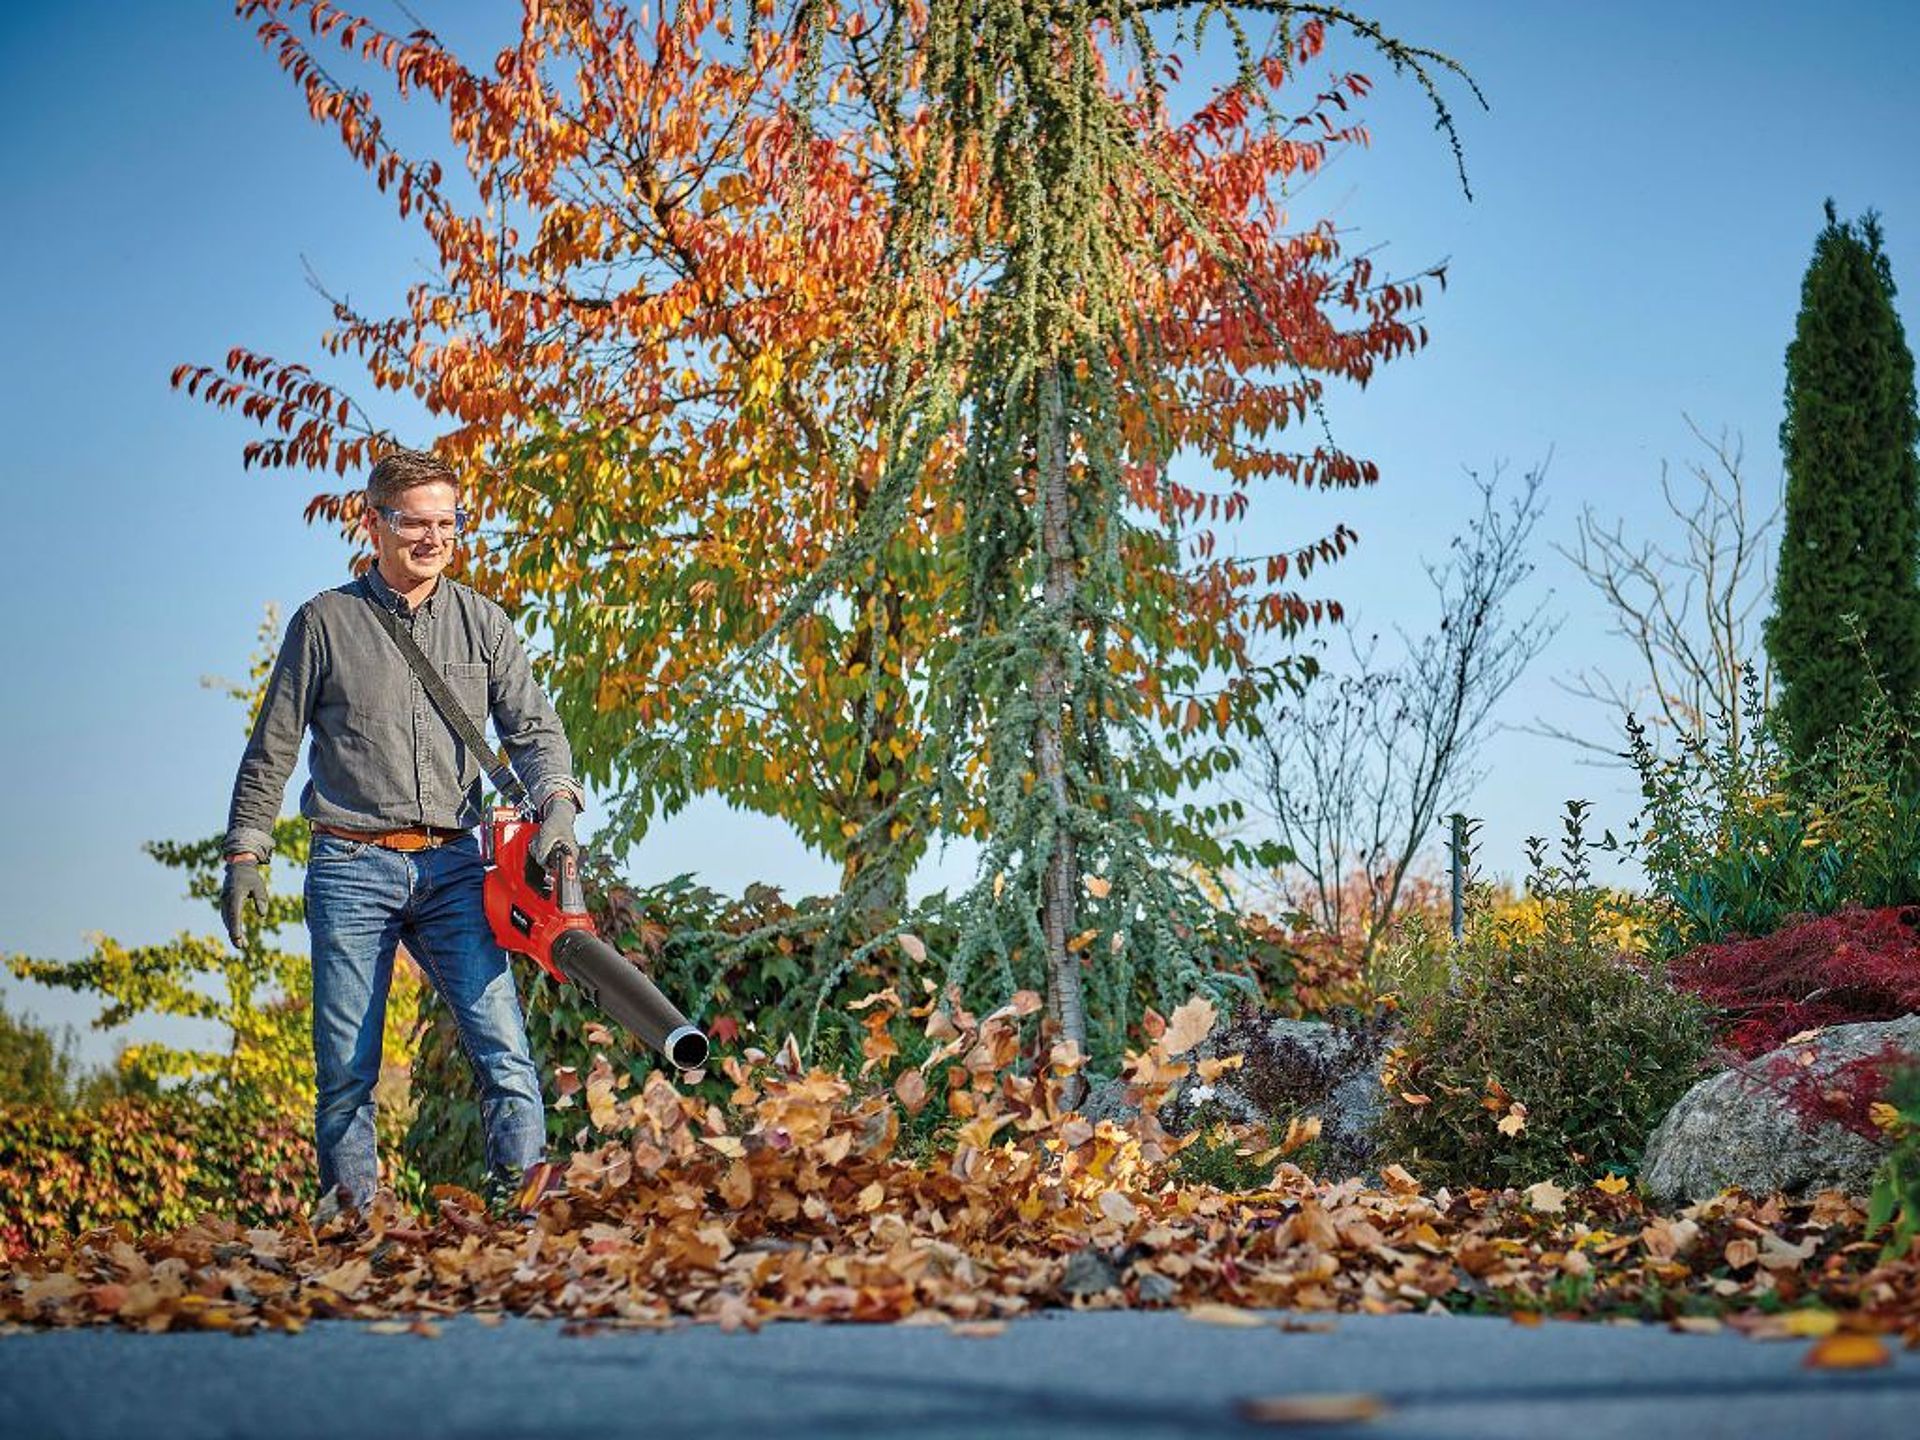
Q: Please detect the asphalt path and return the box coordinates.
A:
[4,1309,1919,1440]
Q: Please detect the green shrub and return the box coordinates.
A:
[0,1096,311,1260]
[1171,1120,1319,1191]
[1622,666,1920,955]
[1378,803,1714,1187]
[1866,1059,1920,1260]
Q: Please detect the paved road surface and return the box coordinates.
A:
[5,1309,1918,1439]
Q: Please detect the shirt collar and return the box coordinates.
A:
[364,564,440,617]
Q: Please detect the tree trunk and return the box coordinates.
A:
[1034,360,1087,1101]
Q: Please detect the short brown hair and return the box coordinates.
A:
[366,448,459,508]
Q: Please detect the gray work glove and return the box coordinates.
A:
[530,796,580,868]
[220,858,269,949]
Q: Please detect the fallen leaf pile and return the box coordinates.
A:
[5,992,1920,1349]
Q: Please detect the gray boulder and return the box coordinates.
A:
[1076,1075,1141,1131]
[1166,1013,1394,1180]
[1639,1014,1920,1204]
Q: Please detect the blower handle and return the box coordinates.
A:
[548,845,587,916]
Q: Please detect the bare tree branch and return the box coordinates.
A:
[1242,461,1557,959]
[1534,418,1779,761]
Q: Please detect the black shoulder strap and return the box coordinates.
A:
[362,580,533,815]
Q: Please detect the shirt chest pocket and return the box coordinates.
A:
[442,662,490,729]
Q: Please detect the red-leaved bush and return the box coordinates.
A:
[1751,1045,1901,1140]
[1671,905,1920,1057]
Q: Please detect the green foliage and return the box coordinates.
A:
[1767,202,1920,769]
[0,1001,85,1109]
[406,850,1311,1186]
[10,820,319,1107]
[1379,803,1714,1188]
[1621,664,1920,954]
[0,1096,310,1260]
[0,1002,153,1111]
[1866,1060,1920,1261]
[1170,1121,1315,1192]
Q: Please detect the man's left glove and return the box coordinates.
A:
[531,795,580,867]
[220,858,269,950]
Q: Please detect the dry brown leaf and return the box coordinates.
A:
[1524,1181,1568,1214]
[1186,1303,1265,1327]
[1667,1315,1722,1335]
[1236,1394,1387,1426]
[894,1069,929,1115]
[1161,996,1218,1057]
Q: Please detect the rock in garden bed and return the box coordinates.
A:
[1162,1009,1397,1180]
[1639,1014,1920,1204]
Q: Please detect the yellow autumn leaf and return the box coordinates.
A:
[1594,1174,1630,1195]
[1777,1309,1840,1338]
[1804,1333,1891,1369]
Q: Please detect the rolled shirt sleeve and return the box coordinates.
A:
[225,604,322,861]
[486,607,585,817]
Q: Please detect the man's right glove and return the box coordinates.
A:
[531,796,580,868]
[220,858,269,949]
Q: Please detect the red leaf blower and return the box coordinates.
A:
[481,807,709,1072]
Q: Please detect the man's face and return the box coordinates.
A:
[364,479,462,590]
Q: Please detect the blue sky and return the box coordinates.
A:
[4,1,1918,1065]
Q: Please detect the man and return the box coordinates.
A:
[219,448,582,1216]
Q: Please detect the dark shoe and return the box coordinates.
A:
[483,1161,564,1223]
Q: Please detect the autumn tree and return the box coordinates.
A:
[182,1,1471,1063]
[735,0,1473,1068]
[181,2,1454,895]
[1767,202,1920,768]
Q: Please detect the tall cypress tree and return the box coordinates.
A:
[1767,201,1920,765]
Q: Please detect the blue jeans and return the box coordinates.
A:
[303,831,546,1206]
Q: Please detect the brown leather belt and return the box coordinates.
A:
[310,822,470,852]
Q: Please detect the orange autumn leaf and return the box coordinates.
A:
[1804,1333,1891,1370]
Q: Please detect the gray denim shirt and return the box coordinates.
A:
[224,567,584,861]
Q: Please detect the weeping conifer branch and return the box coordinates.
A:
[587,0,1475,1068]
